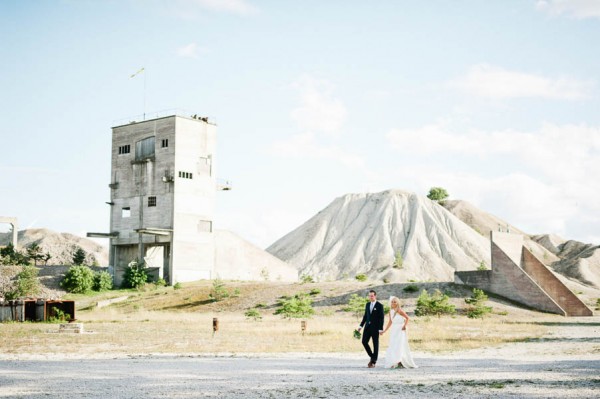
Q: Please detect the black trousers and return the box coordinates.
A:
[362,325,379,363]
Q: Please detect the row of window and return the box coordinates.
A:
[179,171,193,179]
[117,137,168,158]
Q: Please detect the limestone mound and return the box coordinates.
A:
[215,230,297,281]
[267,190,491,282]
[550,241,600,289]
[0,229,108,266]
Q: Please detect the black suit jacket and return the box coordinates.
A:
[360,300,385,331]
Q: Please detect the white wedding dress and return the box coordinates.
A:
[384,311,418,369]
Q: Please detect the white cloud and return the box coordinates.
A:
[176,42,207,58]
[385,122,600,241]
[450,64,593,100]
[536,0,600,19]
[290,75,348,135]
[193,0,258,15]
[269,132,365,169]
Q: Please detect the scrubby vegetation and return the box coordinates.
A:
[465,288,493,319]
[415,289,456,317]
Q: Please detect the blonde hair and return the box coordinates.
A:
[388,296,401,311]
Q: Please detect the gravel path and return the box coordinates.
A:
[1,351,598,398]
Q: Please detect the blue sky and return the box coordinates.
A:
[1,0,599,247]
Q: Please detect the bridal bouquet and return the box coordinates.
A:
[353,329,361,339]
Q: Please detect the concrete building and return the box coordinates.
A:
[455,232,592,317]
[88,113,298,286]
[0,217,18,249]
[92,114,219,286]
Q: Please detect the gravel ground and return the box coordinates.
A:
[1,320,598,398]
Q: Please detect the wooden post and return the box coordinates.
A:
[301,320,306,335]
[213,317,219,337]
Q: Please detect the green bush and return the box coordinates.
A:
[61,265,95,293]
[403,284,419,293]
[344,293,369,318]
[122,260,149,289]
[154,278,167,287]
[355,274,367,282]
[47,307,71,323]
[393,250,403,269]
[173,282,182,290]
[596,298,600,310]
[309,288,321,296]
[6,265,41,299]
[275,293,314,319]
[93,271,113,291]
[415,289,456,317]
[209,277,230,302]
[0,243,29,266]
[477,261,488,271]
[300,274,314,284]
[245,308,262,321]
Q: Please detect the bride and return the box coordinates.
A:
[382,296,418,369]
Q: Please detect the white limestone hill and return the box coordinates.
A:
[215,230,298,281]
[266,190,491,282]
[0,228,108,266]
[443,200,560,264]
[548,240,600,289]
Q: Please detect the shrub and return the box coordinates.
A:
[393,250,403,269]
[154,278,167,288]
[255,302,267,308]
[47,307,71,323]
[61,265,95,293]
[477,261,488,271]
[415,289,456,317]
[260,268,270,281]
[427,187,449,204]
[344,293,369,318]
[209,277,229,302]
[300,274,314,284]
[383,278,390,284]
[0,243,29,266]
[93,271,113,291]
[355,274,367,282]
[122,260,149,289]
[275,293,314,319]
[245,308,262,321]
[595,298,600,310]
[309,288,321,296]
[173,282,182,290]
[465,289,493,318]
[403,284,419,293]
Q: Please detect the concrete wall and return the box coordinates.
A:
[521,249,593,316]
[490,231,523,266]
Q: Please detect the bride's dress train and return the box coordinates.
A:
[384,311,418,369]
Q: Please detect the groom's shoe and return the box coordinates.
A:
[367,361,375,368]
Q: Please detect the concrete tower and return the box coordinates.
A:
[105,114,217,286]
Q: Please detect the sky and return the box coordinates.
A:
[1,0,600,248]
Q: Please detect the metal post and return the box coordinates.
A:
[213,317,219,337]
[301,320,307,335]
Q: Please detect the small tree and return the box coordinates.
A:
[61,265,95,293]
[427,187,449,205]
[72,247,87,266]
[465,288,493,319]
[300,274,314,284]
[26,243,44,266]
[14,265,41,298]
[344,293,369,318]
[42,252,52,266]
[245,308,262,321]
[355,273,368,282]
[415,289,456,317]
[209,277,230,302]
[275,293,314,319]
[477,261,488,271]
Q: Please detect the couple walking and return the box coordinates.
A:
[357,289,418,369]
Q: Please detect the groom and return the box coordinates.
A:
[357,289,385,368]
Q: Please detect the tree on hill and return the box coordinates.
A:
[26,243,44,266]
[427,187,449,205]
[72,247,87,266]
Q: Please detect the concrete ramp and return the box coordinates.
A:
[455,232,593,316]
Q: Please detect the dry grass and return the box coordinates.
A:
[0,280,553,356]
[0,309,547,356]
